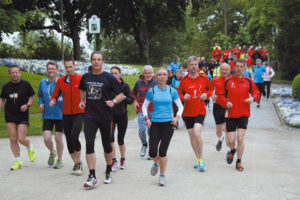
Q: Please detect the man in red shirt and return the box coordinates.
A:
[178,56,212,172]
[243,54,254,68]
[212,47,222,61]
[224,59,260,171]
[223,49,230,63]
[260,46,268,62]
[233,44,242,58]
[229,55,237,72]
[50,58,85,175]
[211,63,230,152]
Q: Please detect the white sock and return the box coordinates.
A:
[16,157,21,161]
[218,137,224,142]
[226,147,230,152]
[27,144,32,151]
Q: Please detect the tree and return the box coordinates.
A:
[275,0,300,80]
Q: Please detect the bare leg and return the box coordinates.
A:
[104,152,112,165]
[111,142,116,159]
[159,156,168,175]
[7,123,20,157]
[43,130,54,153]
[55,132,64,160]
[187,123,203,159]
[119,144,126,159]
[216,124,223,138]
[17,124,30,148]
[237,129,246,159]
[86,153,96,169]
[227,131,236,150]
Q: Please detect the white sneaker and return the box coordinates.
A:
[159,176,166,186]
[140,146,147,157]
[84,175,98,189]
[112,161,118,172]
[104,171,112,184]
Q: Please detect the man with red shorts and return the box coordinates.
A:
[224,59,260,171]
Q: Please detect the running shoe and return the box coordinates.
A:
[112,160,118,172]
[199,159,206,172]
[71,164,76,174]
[226,149,236,164]
[257,103,260,108]
[147,156,151,160]
[119,160,126,170]
[53,160,63,169]
[236,162,244,171]
[10,160,23,170]
[159,175,166,186]
[27,145,36,162]
[75,162,83,176]
[216,140,223,151]
[140,145,147,157]
[104,171,112,184]
[193,159,200,169]
[151,163,159,176]
[48,151,56,166]
[84,175,98,189]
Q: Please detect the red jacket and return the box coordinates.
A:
[225,75,260,118]
[178,74,212,117]
[211,76,227,108]
[212,49,222,61]
[247,50,255,57]
[260,50,268,60]
[223,50,229,60]
[51,74,84,115]
[229,60,235,70]
[244,58,254,68]
[233,48,242,58]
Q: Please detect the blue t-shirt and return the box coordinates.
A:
[243,71,252,78]
[253,65,266,83]
[171,77,181,91]
[146,85,179,122]
[38,78,63,120]
[167,62,181,73]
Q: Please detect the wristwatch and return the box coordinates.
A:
[27,103,30,107]
[112,99,117,104]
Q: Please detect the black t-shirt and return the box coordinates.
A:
[79,71,122,120]
[0,80,35,120]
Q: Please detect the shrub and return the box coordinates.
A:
[292,74,300,99]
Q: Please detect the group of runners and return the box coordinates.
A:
[0,50,267,188]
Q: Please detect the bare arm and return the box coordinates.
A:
[21,96,34,112]
[79,90,86,109]
[0,98,5,112]
[105,93,125,108]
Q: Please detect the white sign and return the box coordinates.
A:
[89,15,100,33]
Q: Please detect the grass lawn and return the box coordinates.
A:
[0,64,146,138]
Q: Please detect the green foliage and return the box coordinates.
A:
[275,0,300,80]
[292,74,300,100]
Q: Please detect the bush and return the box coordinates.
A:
[292,74,300,99]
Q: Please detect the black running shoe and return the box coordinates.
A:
[226,149,236,164]
[216,140,223,151]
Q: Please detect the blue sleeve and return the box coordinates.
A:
[171,78,175,88]
[38,81,44,106]
[263,66,266,72]
[171,87,179,100]
[145,88,153,101]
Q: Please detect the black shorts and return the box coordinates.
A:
[213,103,226,125]
[43,119,63,132]
[183,115,205,129]
[226,117,248,132]
[5,112,29,126]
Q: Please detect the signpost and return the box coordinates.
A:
[89,15,101,51]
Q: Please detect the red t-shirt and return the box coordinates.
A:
[244,58,254,68]
[178,74,212,117]
[211,76,227,108]
[229,60,235,70]
[223,50,229,59]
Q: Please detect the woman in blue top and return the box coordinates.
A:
[142,68,183,186]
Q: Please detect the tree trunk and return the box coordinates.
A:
[71,31,81,60]
[224,0,228,36]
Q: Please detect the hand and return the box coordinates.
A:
[145,119,152,127]
[79,101,86,109]
[20,104,28,112]
[226,101,233,109]
[171,116,180,125]
[200,93,207,101]
[134,101,139,111]
[184,94,191,100]
[211,94,218,101]
[39,104,45,111]
[105,100,115,108]
[245,97,254,104]
[49,100,56,107]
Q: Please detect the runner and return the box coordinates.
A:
[211,63,230,152]
[110,66,134,171]
[178,56,212,172]
[263,61,275,100]
[79,52,124,189]
[38,61,64,169]
[252,59,266,108]
[0,65,36,170]
[224,59,260,171]
[142,68,183,186]
[50,58,84,175]
[132,65,157,159]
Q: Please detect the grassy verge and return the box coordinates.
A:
[0,64,145,138]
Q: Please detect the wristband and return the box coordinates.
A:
[112,99,117,104]
[27,103,30,108]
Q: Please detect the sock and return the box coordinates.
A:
[231,148,236,154]
[112,158,117,162]
[106,165,112,173]
[16,157,21,161]
[226,147,231,152]
[154,163,158,167]
[89,169,96,178]
[27,144,32,151]
[236,159,241,163]
[160,174,165,178]
[218,137,224,142]
[121,158,125,161]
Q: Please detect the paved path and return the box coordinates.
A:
[0,99,299,200]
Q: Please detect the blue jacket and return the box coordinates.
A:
[167,62,181,73]
[171,77,181,91]
[38,77,62,120]
[253,65,266,83]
